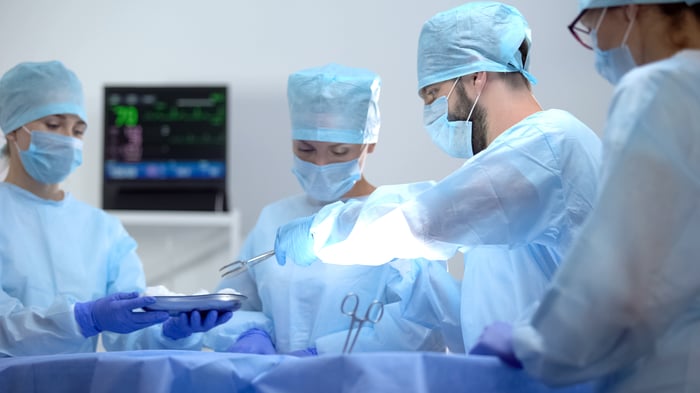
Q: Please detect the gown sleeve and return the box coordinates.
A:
[0,289,93,356]
[311,128,568,266]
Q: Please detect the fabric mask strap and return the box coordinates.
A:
[466,80,485,123]
[593,7,607,32]
[621,11,635,46]
[13,126,32,151]
[445,77,461,102]
[20,126,32,143]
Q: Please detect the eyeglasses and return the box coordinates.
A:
[567,8,607,51]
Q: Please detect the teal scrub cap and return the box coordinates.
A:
[287,63,381,144]
[417,1,537,92]
[0,61,87,135]
[579,0,700,10]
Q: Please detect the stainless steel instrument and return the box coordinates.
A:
[219,250,275,278]
[341,292,384,353]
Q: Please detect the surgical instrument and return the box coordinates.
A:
[219,250,275,278]
[341,292,384,353]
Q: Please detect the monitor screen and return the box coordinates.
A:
[103,86,229,211]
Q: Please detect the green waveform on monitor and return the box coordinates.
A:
[142,105,226,126]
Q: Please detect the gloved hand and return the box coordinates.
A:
[469,321,523,368]
[274,215,316,266]
[74,292,169,338]
[227,328,276,354]
[162,309,233,340]
[287,347,318,357]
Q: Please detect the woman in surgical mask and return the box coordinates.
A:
[206,63,453,355]
[471,1,700,392]
[290,138,374,204]
[0,61,230,357]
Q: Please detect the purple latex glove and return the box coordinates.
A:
[163,310,233,340]
[227,328,277,354]
[274,215,316,266]
[287,347,318,357]
[469,321,523,368]
[74,292,169,337]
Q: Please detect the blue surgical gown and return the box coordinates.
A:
[0,183,205,357]
[207,182,456,353]
[512,50,700,393]
[307,109,602,348]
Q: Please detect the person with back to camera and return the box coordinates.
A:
[0,60,231,356]
[470,1,700,392]
[204,63,459,355]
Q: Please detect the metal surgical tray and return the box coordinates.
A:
[144,293,247,316]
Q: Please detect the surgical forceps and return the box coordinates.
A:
[341,292,384,353]
[219,250,275,278]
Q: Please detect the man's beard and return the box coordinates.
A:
[451,82,488,155]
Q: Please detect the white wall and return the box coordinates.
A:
[0,0,612,289]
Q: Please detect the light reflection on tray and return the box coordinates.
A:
[144,294,247,316]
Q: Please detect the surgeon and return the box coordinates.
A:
[273,2,603,350]
[204,63,456,355]
[469,1,700,392]
[0,60,231,357]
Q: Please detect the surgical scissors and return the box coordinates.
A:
[219,250,275,278]
[341,292,384,354]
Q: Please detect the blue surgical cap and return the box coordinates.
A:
[287,63,381,144]
[417,1,537,92]
[0,61,87,135]
[580,0,700,10]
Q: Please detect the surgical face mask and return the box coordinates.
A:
[292,155,362,202]
[16,127,83,184]
[592,11,637,85]
[423,78,481,159]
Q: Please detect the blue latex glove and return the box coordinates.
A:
[227,328,276,354]
[469,321,523,368]
[287,347,318,357]
[274,215,316,266]
[162,309,233,340]
[74,292,169,337]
